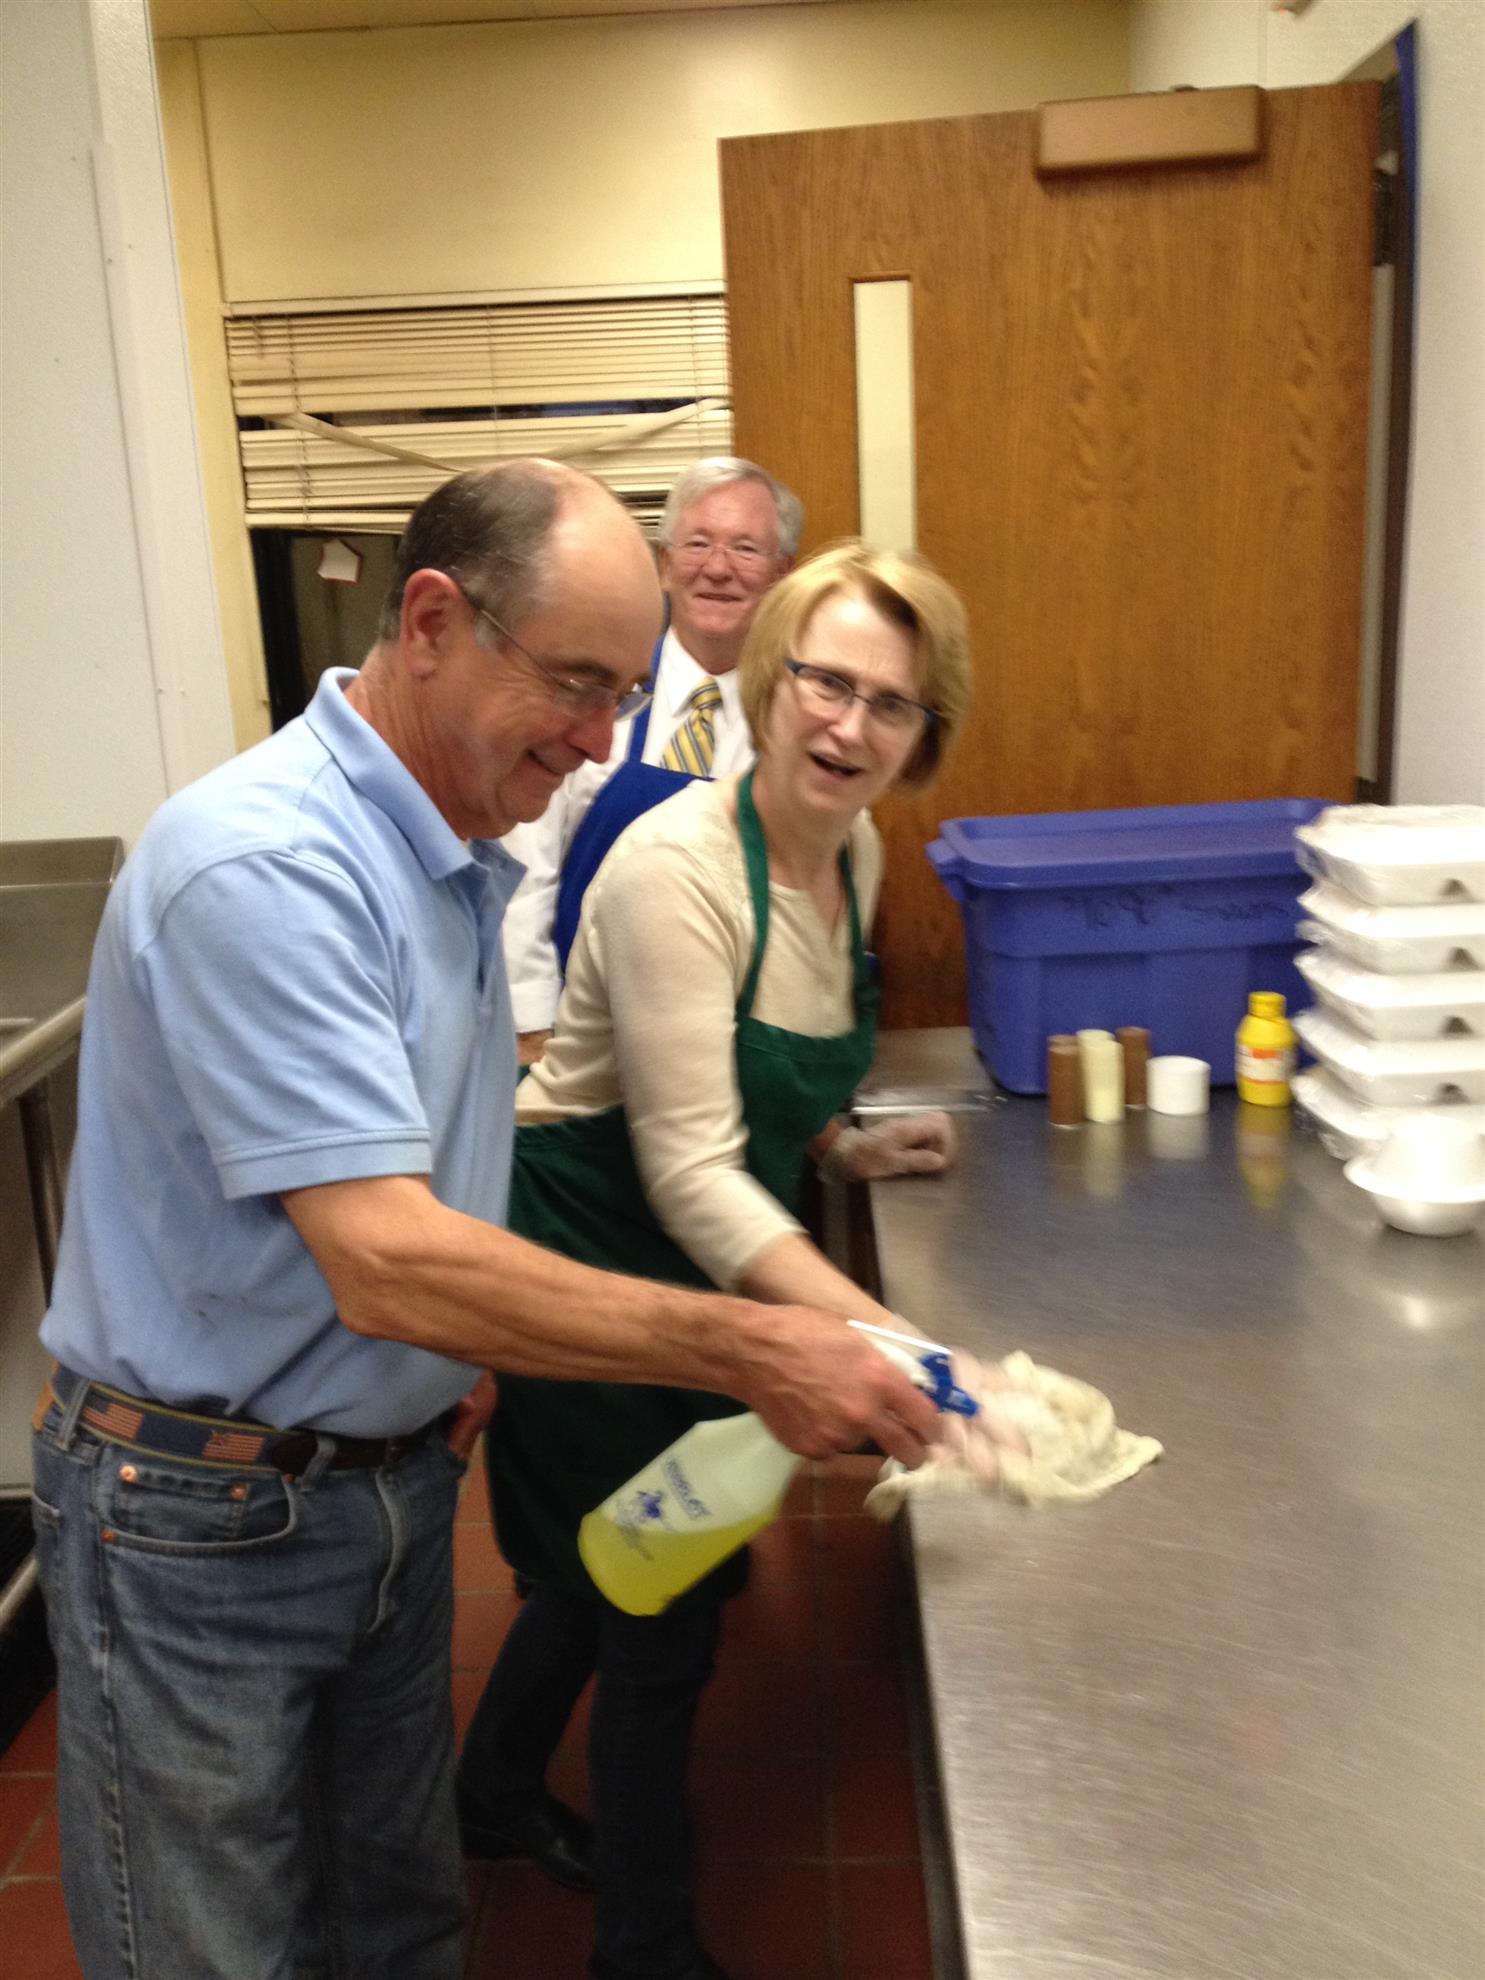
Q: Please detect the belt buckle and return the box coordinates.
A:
[267,1429,317,1477]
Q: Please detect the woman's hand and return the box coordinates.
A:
[817,1111,957,1182]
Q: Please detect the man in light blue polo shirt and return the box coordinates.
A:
[33,460,940,1980]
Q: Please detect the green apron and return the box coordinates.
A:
[489,771,880,1596]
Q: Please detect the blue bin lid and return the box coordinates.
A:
[936,798,1329,890]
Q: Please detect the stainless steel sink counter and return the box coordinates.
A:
[1,837,122,1109]
[1,838,123,1308]
[864,1031,1484,1980]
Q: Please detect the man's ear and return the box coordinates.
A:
[399,569,463,677]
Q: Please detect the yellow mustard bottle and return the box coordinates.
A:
[1235,991,1296,1107]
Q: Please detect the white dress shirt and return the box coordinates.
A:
[499,630,755,1031]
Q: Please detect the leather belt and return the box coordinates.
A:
[50,1365,440,1475]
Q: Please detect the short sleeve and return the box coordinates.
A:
[138,851,431,1200]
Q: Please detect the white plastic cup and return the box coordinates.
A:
[1147,1055,1211,1116]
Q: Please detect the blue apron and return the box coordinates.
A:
[552,637,704,972]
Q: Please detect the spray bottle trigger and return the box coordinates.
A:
[918,1351,980,1418]
[848,1322,983,1419]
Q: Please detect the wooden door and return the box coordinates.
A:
[721,87,1377,1027]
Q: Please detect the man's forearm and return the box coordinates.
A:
[285,1173,763,1393]
[282,1173,943,1465]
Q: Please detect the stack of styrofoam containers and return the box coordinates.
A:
[1289,806,1485,1158]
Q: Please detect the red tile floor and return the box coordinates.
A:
[2,1455,934,1980]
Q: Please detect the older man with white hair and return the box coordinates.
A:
[502,456,802,1059]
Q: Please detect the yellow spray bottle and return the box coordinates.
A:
[1235,991,1296,1107]
[577,1324,979,1616]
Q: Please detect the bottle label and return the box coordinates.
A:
[1238,1043,1294,1085]
[611,1455,713,1543]
[660,1455,711,1523]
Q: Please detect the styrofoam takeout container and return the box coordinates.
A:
[1293,1066,1485,1162]
[1295,946,1485,1041]
[1298,882,1485,975]
[1295,804,1485,905]
[1294,1006,1485,1108]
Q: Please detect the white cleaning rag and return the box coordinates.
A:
[865,1350,1163,1519]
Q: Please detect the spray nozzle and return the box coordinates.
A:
[848,1321,980,1418]
[914,1349,980,1417]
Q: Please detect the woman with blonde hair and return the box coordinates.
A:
[459,541,997,1980]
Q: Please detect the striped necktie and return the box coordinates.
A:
[659,678,723,777]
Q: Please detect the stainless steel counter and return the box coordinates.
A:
[0,838,121,1300]
[2,841,120,1664]
[0,836,122,1109]
[864,1031,1484,1980]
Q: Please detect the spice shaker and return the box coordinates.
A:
[1081,1034,1125,1123]
[1116,1027,1150,1109]
[1047,1036,1083,1128]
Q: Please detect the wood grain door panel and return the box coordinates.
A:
[722,87,1376,1027]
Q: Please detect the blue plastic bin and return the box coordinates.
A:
[928,799,1327,1094]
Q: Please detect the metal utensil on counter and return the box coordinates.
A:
[851,1084,995,1117]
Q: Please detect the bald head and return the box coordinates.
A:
[378,458,635,645]
[351,461,662,840]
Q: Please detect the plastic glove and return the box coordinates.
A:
[818,1112,957,1182]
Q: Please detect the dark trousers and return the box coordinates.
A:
[459,1578,723,1980]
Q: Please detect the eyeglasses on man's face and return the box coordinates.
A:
[668,534,777,574]
[454,583,654,721]
[783,660,937,734]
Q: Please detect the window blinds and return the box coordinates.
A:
[227,295,732,533]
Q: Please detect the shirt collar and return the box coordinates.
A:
[657,631,742,723]
[470,835,527,911]
[304,668,485,884]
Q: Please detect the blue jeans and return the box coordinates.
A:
[32,1389,468,1980]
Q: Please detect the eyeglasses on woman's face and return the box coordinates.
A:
[783,660,937,734]
[455,582,654,721]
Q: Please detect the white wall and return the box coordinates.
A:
[1130,0,1485,805]
[0,0,235,848]
[187,0,1132,304]
[1130,0,1262,88]
[1,0,236,1483]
